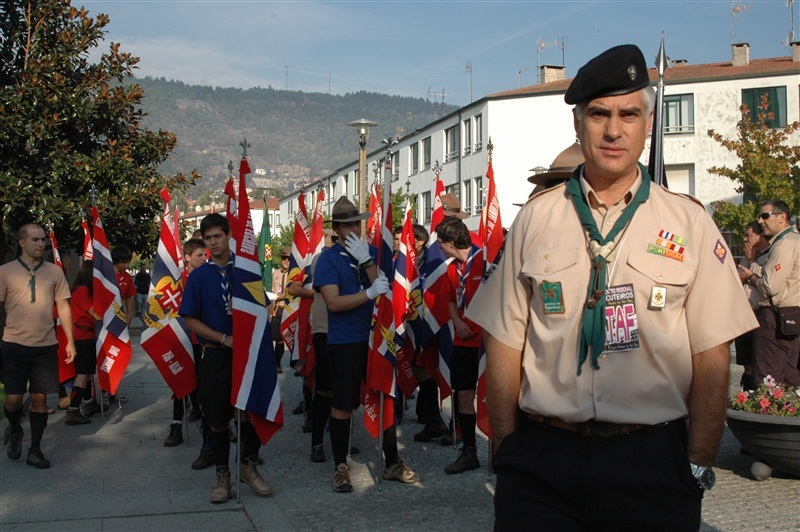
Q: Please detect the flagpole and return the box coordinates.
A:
[236,410,242,503]
[378,392,384,491]
[653,33,667,187]
[89,184,106,422]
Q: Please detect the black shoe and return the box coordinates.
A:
[6,428,23,460]
[292,401,305,415]
[414,420,449,442]
[192,445,214,470]
[65,410,91,425]
[441,432,463,446]
[164,424,183,446]
[445,446,480,474]
[26,448,51,469]
[349,445,360,455]
[310,444,325,463]
[81,401,103,417]
[188,408,201,422]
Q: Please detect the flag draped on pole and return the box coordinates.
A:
[140,189,197,399]
[366,183,382,248]
[257,200,273,293]
[296,189,325,384]
[225,177,239,250]
[231,157,284,444]
[81,218,93,260]
[280,193,311,362]
[91,206,132,394]
[51,227,76,384]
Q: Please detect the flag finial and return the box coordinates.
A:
[239,137,250,157]
[487,137,494,163]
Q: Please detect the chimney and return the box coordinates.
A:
[732,43,750,67]
[792,42,800,62]
[673,59,688,66]
[540,64,566,84]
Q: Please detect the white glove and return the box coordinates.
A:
[345,233,371,266]
[365,273,390,300]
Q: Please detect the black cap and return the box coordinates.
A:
[564,44,650,105]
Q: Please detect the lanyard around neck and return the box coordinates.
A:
[17,257,45,303]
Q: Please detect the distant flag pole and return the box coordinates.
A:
[257,194,273,292]
[648,32,669,188]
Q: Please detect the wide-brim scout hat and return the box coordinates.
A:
[527,142,584,188]
[440,193,468,219]
[564,44,650,105]
[328,196,370,223]
[281,246,292,258]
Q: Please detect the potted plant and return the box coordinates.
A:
[726,375,800,480]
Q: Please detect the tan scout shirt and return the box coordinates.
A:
[0,260,71,346]
[739,252,770,310]
[467,174,758,425]
[751,228,800,309]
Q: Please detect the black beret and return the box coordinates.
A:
[564,44,650,105]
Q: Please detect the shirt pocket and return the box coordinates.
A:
[625,250,694,310]
[521,246,583,321]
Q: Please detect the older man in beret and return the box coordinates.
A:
[467,44,757,529]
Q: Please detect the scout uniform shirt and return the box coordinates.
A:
[467,169,758,425]
[750,228,800,309]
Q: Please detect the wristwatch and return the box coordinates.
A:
[690,463,716,490]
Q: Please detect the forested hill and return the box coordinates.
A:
[135,76,455,198]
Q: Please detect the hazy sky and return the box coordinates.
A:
[82,0,797,105]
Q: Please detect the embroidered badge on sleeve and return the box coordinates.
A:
[713,239,728,264]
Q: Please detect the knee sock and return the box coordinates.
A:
[311,394,332,447]
[173,398,184,422]
[329,417,351,467]
[29,411,48,450]
[4,407,22,432]
[209,430,230,468]
[84,380,94,401]
[201,418,211,446]
[70,386,86,409]
[240,421,262,461]
[420,379,440,422]
[189,390,199,411]
[458,413,477,448]
[303,384,312,406]
[274,342,285,366]
[381,424,399,466]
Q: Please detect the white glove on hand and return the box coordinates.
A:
[365,273,390,300]
[345,233,371,266]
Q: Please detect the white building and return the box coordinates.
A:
[279,43,800,232]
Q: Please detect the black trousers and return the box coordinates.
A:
[753,307,800,386]
[493,416,703,532]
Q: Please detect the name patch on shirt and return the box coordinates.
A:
[647,229,686,262]
[713,239,728,264]
[540,281,565,314]
[604,283,640,352]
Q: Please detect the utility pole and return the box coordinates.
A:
[284,64,289,90]
[465,61,473,102]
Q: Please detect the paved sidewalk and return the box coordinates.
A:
[1,336,798,531]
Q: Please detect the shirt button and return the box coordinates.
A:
[544,267,550,273]
[606,221,612,226]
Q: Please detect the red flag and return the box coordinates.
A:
[429,175,446,235]
[92,207,132,394]
[391,199,420,397]
[296,189,325,387]
[366,183,382,248]
[231,157,284,444]
[280,192,311,360]
[225,177,239,249]
[140,190,197,399]
[81,218,93,260]
[478,160,504,265]
[50,228,76,383]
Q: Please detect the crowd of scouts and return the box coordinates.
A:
[3,43,799,530]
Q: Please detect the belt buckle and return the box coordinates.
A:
[588,421,618,438]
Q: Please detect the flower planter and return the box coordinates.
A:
[726,408,800,478]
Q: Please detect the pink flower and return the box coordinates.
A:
[736,392,748,404]
[759,397,771,409]
[772,388,784,399]
[763,375,776,388]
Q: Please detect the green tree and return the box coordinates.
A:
[707,93,800,242]
[0,0,197,259]
[391,186,416,229]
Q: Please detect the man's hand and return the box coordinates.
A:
[453,317,474,340]
[345,233,371,266]
[738,264,753,283]
[743,240,755,263]
[365,273,390,300]
[65,340,76,364]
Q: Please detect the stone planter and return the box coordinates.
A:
[726,408,800,478]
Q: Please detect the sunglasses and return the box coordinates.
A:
[758,212,781,220]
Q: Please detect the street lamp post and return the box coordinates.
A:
[348,118,377,232]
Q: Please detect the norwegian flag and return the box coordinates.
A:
[91,206,132,395]
[231,157,284,444]
[140,190,197,399]
[296,189,325,385]
[280,192,311,362]
[366,183,382,248]
[51,227,76,383]
[224,177,239,250]
[364,186,397,437]
[81,218,93,260]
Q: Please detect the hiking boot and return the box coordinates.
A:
[164,423,183,446]
[441,432,462,446]
[332,463,353,493]
[210,468,233,504]
[240,457,272,496]
[192,445,214,470]
[81,401,103,417]
[58,396,71,410]
[310,444,326,463]
[6,428,23,460]
[413,420,448,442]
[383,457,419,484]
[65,410,91,425]
[188,408,201,422]
[445,446,480,474]
[26,448,51,469]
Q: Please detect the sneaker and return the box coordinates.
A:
[65,410,91,425]
[26,448,51,469]
[332,463,353,493]
[57,396,71,410]
[302,415,312,433]
[192,445,214,470]
[310,444,326,463]
[47,407,55,415]
[6,428,23,460]
[441,432,463,446]
[188,408,202,422]
[81,401,103,417]
[239,458,272,496]
[382,457,419,484]
[164,423,183,446]
[210,468,233,504]
[413,420,448,442]
[445,446,480,474]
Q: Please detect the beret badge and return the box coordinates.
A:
[627,65,636,81]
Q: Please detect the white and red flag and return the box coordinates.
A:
[224,177,239,251]
[81,218,93,260]
[140,189,197,399]
[280,192,311,361]
[231,157,284,444]
[391,199,420,398]
[51,227,76,384]
[366,182,383,248]
[91,206,132,394]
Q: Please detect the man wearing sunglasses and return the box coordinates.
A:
[738,200,800,386]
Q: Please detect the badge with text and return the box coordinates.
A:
[540,281,565,314]
[604,283,640,353]
[647,229,686,262]
[649,285,667,310]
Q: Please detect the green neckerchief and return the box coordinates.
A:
[17,257,45,303]
[769,226,795,247]
[565,163,651,375]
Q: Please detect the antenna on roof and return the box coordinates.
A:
[536,37,558,84]
[730,1,747,46]
[783,0,796,47]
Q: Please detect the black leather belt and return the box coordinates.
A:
[528,414,647,438]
